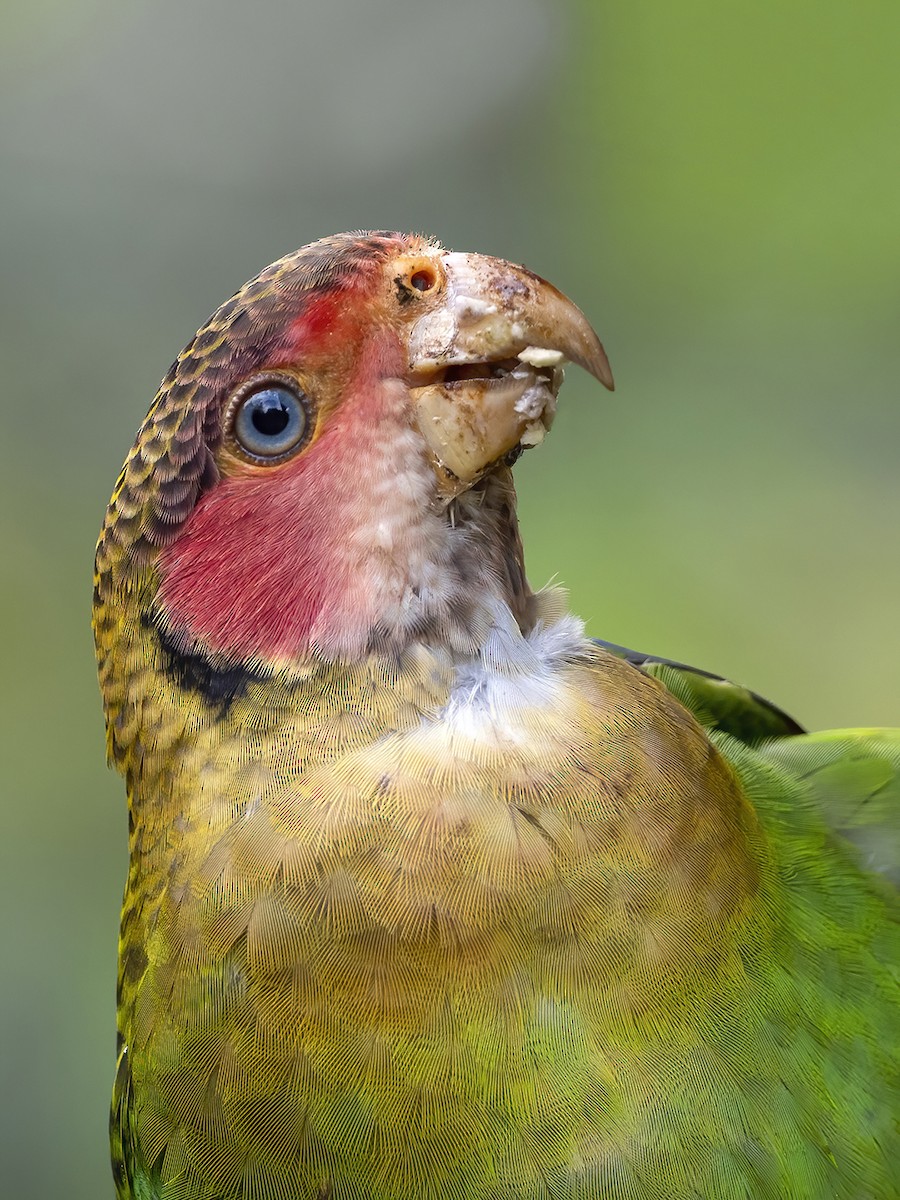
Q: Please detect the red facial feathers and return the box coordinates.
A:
[156,326,418,663]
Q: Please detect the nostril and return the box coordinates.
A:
[410,267,437,292]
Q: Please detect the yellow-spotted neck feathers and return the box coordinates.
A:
[118,594,763,1032]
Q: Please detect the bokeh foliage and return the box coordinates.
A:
[1,2,898,1196]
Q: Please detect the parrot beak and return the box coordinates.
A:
[407,251,613,498]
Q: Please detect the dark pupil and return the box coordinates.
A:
[251,396,290,436]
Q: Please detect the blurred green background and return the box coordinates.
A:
[2,1,898,1196]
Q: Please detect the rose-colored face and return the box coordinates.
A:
[100,232,611,666]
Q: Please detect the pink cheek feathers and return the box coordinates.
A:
[156,332,416,663]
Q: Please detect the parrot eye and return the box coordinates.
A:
[227,375,312,462]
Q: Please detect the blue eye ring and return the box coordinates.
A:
[226,373,312,462]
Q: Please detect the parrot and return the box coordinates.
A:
[93,231,899,1200]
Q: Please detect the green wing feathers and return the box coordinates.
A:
[594,639,805,743]
[604,637,899,882]
[703,727,899,1199]
[760,729,900,886]
[615,641,899,1193]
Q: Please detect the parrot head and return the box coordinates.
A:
[96,231,612,683]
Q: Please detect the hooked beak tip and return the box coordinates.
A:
[581,336,615,391]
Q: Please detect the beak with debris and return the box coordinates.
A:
[406,251,613,497]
